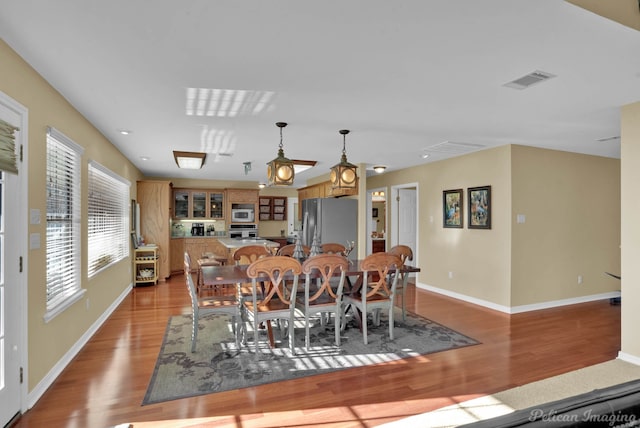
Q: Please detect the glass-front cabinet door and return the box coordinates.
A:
[192,191,207,218]
[209,192,224,219]
[174,190,189,218]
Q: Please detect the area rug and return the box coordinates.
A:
[142,308,479,405]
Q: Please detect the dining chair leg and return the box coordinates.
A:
[191,312,198,353]
[334,310,341,347]
[388,305,395,340]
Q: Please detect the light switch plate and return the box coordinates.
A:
[29,233,41,249]
[30,208,41,225]
[516,214,526,224]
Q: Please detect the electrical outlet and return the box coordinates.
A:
[448,271,453,279]
[577,275,583,285]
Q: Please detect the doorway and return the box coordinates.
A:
[366,188,387,254]
[0,92,28,426]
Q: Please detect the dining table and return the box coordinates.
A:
[198,258,421,345]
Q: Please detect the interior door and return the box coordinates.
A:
[396,187,417,267]
[0,96,25,426]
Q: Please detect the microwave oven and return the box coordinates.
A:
[231,208,255,223]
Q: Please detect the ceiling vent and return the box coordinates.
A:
[503,70,556,90]
[423,141,486,155]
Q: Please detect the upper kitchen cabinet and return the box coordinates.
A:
[173,188,225,220]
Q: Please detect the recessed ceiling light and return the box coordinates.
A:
[422,153,430,159]
[118,129,132,135]
[140,156,150,161]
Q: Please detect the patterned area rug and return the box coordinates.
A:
[142,308,479,405]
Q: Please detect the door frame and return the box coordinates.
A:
[390,182,419,263]
[0,91,29,419]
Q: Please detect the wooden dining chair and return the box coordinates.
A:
[233,244,272,265]
[341,252,402,345]
[388,244,414,320]
[184,252,243,352]
[320,243,347,255]
[277,243,310,258]
[298,254,349,349]
[244,256,302,356]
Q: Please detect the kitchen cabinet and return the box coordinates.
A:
[173,189,225,220]
[170,238,185,274]
[173,237,231,273]
[372,239,386,253]
[259,196,287,221]
[227,188,259,223]
[137,180,172,281]
[133,246,158,286]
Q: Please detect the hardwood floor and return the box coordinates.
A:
[13,275,621,428]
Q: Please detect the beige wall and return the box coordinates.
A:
[369,145,513,307]
[368,144,621,309]
[510,145,620,306]
[621,101,640,357]
[566,0,640,31]
[0,39,143,391]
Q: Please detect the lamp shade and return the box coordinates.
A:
[330,129,358,191]
[267,122,295,186]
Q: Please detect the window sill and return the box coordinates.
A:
[43,288,87,323]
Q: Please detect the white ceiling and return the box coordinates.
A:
[1,1,639,187]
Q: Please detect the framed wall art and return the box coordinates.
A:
[443,189,463,228]
[468,185,491,229]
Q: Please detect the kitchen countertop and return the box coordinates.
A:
[216,237,280,249]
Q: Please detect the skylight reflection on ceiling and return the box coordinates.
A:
[200,126,237,161]
[186,88,275,117]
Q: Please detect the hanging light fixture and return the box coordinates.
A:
[330,129,358,191]
[266,122,295,186]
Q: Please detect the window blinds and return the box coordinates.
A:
[0,118,19,174]
[87,160,130,277]
[46,127,83,309]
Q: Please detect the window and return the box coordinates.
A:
[46,127,84,321]
[87,161,130,277]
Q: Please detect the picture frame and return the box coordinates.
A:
[443,189,463,228]
[468,185,491,229]
[131,232,139,249]
[372,208,379,217]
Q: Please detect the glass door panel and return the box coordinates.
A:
[192,192,206,218]
[174,190,189,218]
[208,192,224,218]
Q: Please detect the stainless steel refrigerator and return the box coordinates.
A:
[301,198,357,257]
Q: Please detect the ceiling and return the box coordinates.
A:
[1,1,639,187]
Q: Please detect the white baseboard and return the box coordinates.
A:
[416,282,621,314]
[26,283,133,409]
[617,352,640,366]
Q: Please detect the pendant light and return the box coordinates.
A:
[267,122,295,186]
[330,129,358,191]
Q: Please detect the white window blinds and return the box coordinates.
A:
[46,127,83,312]
[88,161,130,277]
[0,118,19,174]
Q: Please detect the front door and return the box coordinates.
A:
[0,94,26,426]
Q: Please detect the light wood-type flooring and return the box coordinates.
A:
[12,275,621,427]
